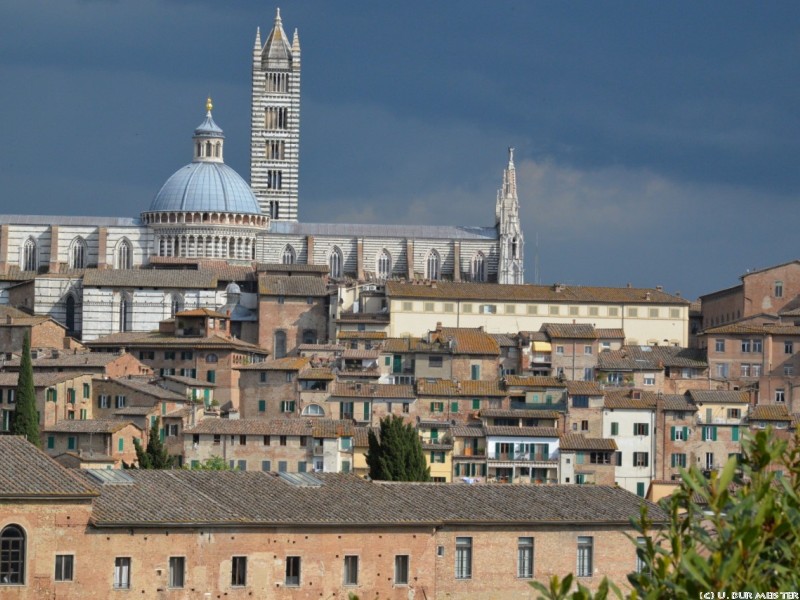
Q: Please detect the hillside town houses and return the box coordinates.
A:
[0,7,798,598]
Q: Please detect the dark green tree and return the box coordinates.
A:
[366,415,430,482]
[186,456,231,470]
[11,333,40,447]
[132,417,173,469]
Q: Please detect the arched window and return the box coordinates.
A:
[281,245,296,265]
[65,294,76,332]
[69,237,87,269]
[116,238,132,269]
[0,524,26,584]
[274,330,287,358]
[21,238,37,272]
[119,294,132,332]
[471,252,486,282]
[168,293,184,317]
[377,250,391,281]
[329,246,343,279]
[302,329,316,344]
[205,353,219,364]
[511,237,518,259]
[301,404,325,416]
[425,250,440,281]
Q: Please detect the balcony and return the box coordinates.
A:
[460,447,486,457]
[488,451,555,463]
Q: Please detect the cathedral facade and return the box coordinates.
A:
[0,9,524,340]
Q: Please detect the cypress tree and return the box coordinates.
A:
[135,417,173,469]
[11,332,40,447]
[366,415,430,482]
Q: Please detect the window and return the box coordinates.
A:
[633,452,649,467]
[671,426,688,441]
[636,537,648,573]
[716,363,730,378]
[785,365,795,376]
[328,247,343,278]
[471,365,480,380]
[481,304,497,314]
[21,237,37,271]
[274,331,287,358]
[776,389,785,403]
[181,351,193,360]
[430,401,444,413]
[583,345,593,355]
[285,556,301,586]
[267,169,283,190]
[577,536,593,577]
[114,557,131,589]
[506,304,517,314]
[727,408,741,419]
[648,308,659,318]
[206,370,216,384]
[610,422,619,436]
[258,399,266,412]
[54,554,74,582]
[377,250,391,280]
[116,238,132,269]
[428,356,443,368]
[627,307,638,317]
[741,339,751,353]
[280,401,295,413]
[753,364,762,376]
[548,305,560,315]
[671,453,687,468]
[231,556,247,587]
[555,345,565,355]
[775,281,783,298]
[394,555,409,585]
[741,364,751,377]
[455,537,472,579]
[527,305,538,315]
[785,341,794,354]
[169,557,185,588]
[633,423,649,436]
[471,252,486,282]
[205,353,218,364]
[343,555,359,586]
[517,537,534,578]
[98,394,110,409]
[572,395,588,408]
[715,339,725,352]
[702,426,717,441]
[608,307,619,317]
[643,373,655,386]
[425,250,440,280]
[0,525,25,584]
[261,460,271,471]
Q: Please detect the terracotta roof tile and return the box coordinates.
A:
[337,331,387,340]
[559,434,617,451]
[598,346,707,370]
[45,419,141,434]
[480,408,561,419]
[703,324,800,336]
[258,275,328,297]
[298,368,336,380]
[237,356,309,371]
[749,404,791,422]
[484,426,560,437]
[603,390,658,410]
[542,323,598,339]
[565,381,605,396]
[416,379,506,397]
[660,394,697,412]
[0,372,82,387]
[331,383,415,399]
[596,328,626,339]
[504,375,564,388]
[83,269,218,289]
[688,390,750,404]
[88,332,267,353]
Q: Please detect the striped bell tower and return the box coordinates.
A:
[496,148,525,284]
[251,8,301,221]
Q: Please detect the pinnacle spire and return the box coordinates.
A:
[254,26,261,49]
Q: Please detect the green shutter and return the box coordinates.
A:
[472,399,480,410]
[454,463,461,477]
[431,429,438,440]
[258,400,266,412]
[611,422,618,436]
[118,437,124,452]
[363,402,370,421]
[83,383,90,398]
[451,401,459,413]
[576,452,584,465]
[670,426,675,441]
[636,482,645,497]
[683,427,689,440]
[712,426,718,441]
[47,436,54,449]
[384,356,391,366]
[732,426,739,441]
[67,437,75,450]
[670,454,676,468]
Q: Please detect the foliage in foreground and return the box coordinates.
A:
[130,417,173,469]
[11,333,40,447]
[366,415,431,481]
[531,429,800,599]
[186,455,232,470]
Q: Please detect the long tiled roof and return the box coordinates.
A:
[542,323,598,339]
[484,426,559,437]
[565,381,605,396]
[416,379,506,397]
[480,409,561,419]
[749,405,792,422]
[4,351,131,370]
[597,328,626,339]
[298,368,336,380]
[185,418,354,437]
[88,332,267,353]
[504,375,564,388]
[237,356,309,371]
[83,269,218,289]
[330,383,415,399]
[451,424,486,438]
[258,275,328,297]
[434,328,500,355]
[269,221,498,241]
[89,470,664,527]
[386,281,688,305]
[559,434,617,451]
[337,331,387,340]
[604,390,658,410]
[0,372,81,387]
[109,377,186,401]
[45,419,141,434]
[688,390,750,405]
[597,346,707,370]
[702,323,800,336]
[257,262,331,274]
[0,436,98,499]
[660,394,697,412]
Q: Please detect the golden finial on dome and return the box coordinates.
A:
[206,97,213,112]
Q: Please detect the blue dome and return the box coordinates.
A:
[149,162,262,214]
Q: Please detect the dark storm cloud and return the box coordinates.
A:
[0,0,797,299]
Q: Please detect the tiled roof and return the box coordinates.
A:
[660,394,697,412]
[298,368,336,380]
[337,331,387,340]
[451,424,486,438]
[504,375,564,388]
[89,470,666,527]
[160,374,215,387]
[258,275,328,297]
[0,436,97,498]
[257,263,330,274]
[559,434,617,451]
[386,281,688,305]
[353,426,375,447]
[597,346,707,371]
[433,327,500,355]
[109,377,187,401]
[702,323,800,336]
[331,383,415,399]
[297,343,345,353]
[176,308,228,318]
[490,333,518,347]
[565,381,605,396]
[114,406,158,416]
[5,351,130,370]
[83,269,218,289]
[480,409,561,419]
[382,337,421,353]
[542,323,598,340]
[45,419,141,434]
[604,390,658,410]
[185,418,353,437]
[0,305,32,319]
[341,350,381,360]
[237,356,309,371]
[0,372,81,388]
[336,312,390,324]
[596,328,626,339]
[89,332,267,353]
[688,390,750,405]
[749,405,792,422]
[484,426,560,438]
[416,379,506,397]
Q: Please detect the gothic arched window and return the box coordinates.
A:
[377,250,391,281]
[168,293,184,317]
[116,238,132,269]
[281,245,296,265]
[471,252,486,282]
[425,250,440,281]
[21,238,37,272]
[0,524,26,584]
[119,294,132,332]
[69,237,87,269]
[329,246,343,279]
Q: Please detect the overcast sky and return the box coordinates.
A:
[1,1,798,299]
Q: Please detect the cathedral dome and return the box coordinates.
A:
[149,162,261,214]
[148,98,261,216]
